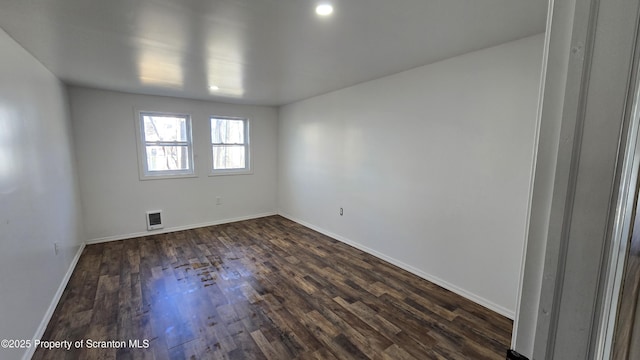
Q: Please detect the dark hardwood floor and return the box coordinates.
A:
[33,215,512,359]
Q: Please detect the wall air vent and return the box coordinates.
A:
[146,210,163,231]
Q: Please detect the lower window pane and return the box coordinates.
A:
[146,146,190,172]
[213,145,246,170]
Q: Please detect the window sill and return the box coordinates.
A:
[139,173,198,181]
[209,170,253,177]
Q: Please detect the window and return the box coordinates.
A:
[210,116,250,175]
[137,112,194,179]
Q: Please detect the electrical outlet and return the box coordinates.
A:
[54,242,59,255]
[340,207,343,216]
[216,196,222,205]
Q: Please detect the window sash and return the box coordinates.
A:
[145,145,191,172]
[212,145,247,170]
[211,118,246,144]
[138,112,194,178]
[210,117,250,174]
[142,115,189,142]
[211,141,245,145]
[145,141,190,146]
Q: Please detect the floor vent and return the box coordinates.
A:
[146,210,163,231]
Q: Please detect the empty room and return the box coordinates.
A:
[2,0,640,359]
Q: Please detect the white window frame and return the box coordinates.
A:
[209,116,251,176]
[135,111,196,180]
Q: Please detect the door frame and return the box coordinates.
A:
[514,0,640,358]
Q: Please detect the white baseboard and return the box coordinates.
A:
[278,211,515,320]
[23,243,86,360]
[85,212,277,244]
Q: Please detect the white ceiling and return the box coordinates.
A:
[0,0,547,106]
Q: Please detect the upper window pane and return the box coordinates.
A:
[143,115,188,142]
[137,111,194,179]
[211,118,245,144]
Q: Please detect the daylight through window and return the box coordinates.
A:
[211,117,250,174]
[139,112,194,178]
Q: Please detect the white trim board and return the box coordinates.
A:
[23,243,86,360]
[85,212,277,244]
[278,211,515,320]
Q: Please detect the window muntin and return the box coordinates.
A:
[139,112,194,178]
[210,117,250,174]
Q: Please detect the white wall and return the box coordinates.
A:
[278,34,544,317]
[0,29,84,359]
[69,87,278,242]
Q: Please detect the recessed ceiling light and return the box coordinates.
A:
[209,85,220,91]
[315,3,333,16]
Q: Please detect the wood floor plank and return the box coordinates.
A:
[250,330,281,360]
[34,215,512,359]
[333,297,402,336]
[381,343,418,360]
